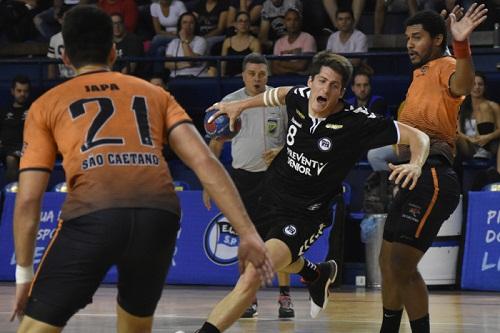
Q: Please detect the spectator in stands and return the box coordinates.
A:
[227,0,263,35]
[98,0,138,32]
[457,73,500,174]
[258,0,301,53]
[193,0,230,53]
[325,8,367,67]
[111,13,144,75]
[271,8,316,75]
[0,0,40,43]
[322,0,366,27]
[47,4,75,79]
[221,11,261,76]
[149,0,187,57]
[374,0,417,34]
[164,12,210,77]
[0,75,31,184]
[347,67,388,117]
[33,0,63,41]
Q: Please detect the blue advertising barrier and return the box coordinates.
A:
[0,191,331,287]
[461,191,500,291]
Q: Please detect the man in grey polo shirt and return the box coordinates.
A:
[203,53,292,319]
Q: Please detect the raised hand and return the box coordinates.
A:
[440,4,464,28]
[449,2,488,42]
[207,101,244,132]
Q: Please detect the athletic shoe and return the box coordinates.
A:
[278,295,295,318]
[304,260,338,318]
[241,302,258,318]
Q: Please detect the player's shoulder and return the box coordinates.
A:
[288,85,310,99]
[434,56,456,70]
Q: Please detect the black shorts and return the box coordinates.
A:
[255,201,331,262]
[25,208,180,327]
[383,163,460,252]
[230,168,266,222]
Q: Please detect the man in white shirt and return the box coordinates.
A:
[325,8,367,66]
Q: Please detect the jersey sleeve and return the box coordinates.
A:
[355,111,399,150]
[20,100,57,172]
[164,91,192,138]
[439,58,461,100]
[285,85,309,117]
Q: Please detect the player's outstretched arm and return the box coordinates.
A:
[449,2,488,96]
[206,86,293,131]
[169,122,274,284]
[389,122,430,190]
[11,170,50,322]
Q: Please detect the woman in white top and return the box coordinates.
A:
[164,12,209,77]
[457,73,500,172]
[149,0,187,56]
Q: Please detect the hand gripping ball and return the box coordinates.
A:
[204,109,241,140]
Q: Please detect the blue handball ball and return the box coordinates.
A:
[204,109,241,139]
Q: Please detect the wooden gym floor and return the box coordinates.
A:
[1,284,499,332]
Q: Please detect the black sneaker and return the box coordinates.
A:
[304,260,338,318]
[278,295,295,318]
[240,302,258,318]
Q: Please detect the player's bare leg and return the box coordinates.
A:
[116,304,153,333]
[380,241,427,332]
[17,316,62,333]
[204,239,292,331]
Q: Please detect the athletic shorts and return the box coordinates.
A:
[25,208,180,327]
[230,168,266,222]
[383,161,460,252]
[255,201,332,262]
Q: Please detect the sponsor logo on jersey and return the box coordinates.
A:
[295,109,305,119]
[318,137,332,152]
[203,213,239,266]
[298,223,326,256]
[325,123,343,130]
[291,117,302,128]
[286,147,328,176]
[283,224,297,236]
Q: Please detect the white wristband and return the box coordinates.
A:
[16,265,34,284]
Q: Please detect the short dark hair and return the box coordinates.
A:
[242,53,269,71]
[110,12,124,22]
[235,11,250,21]
[336,8,354,19]
[62,6,113,68]
[352,64,374,84]
[11,75,31,89]
[406,10,447,52]
[309,51,353,89]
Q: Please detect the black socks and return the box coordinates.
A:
[410,314,430,333]
[380,308,403,333]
